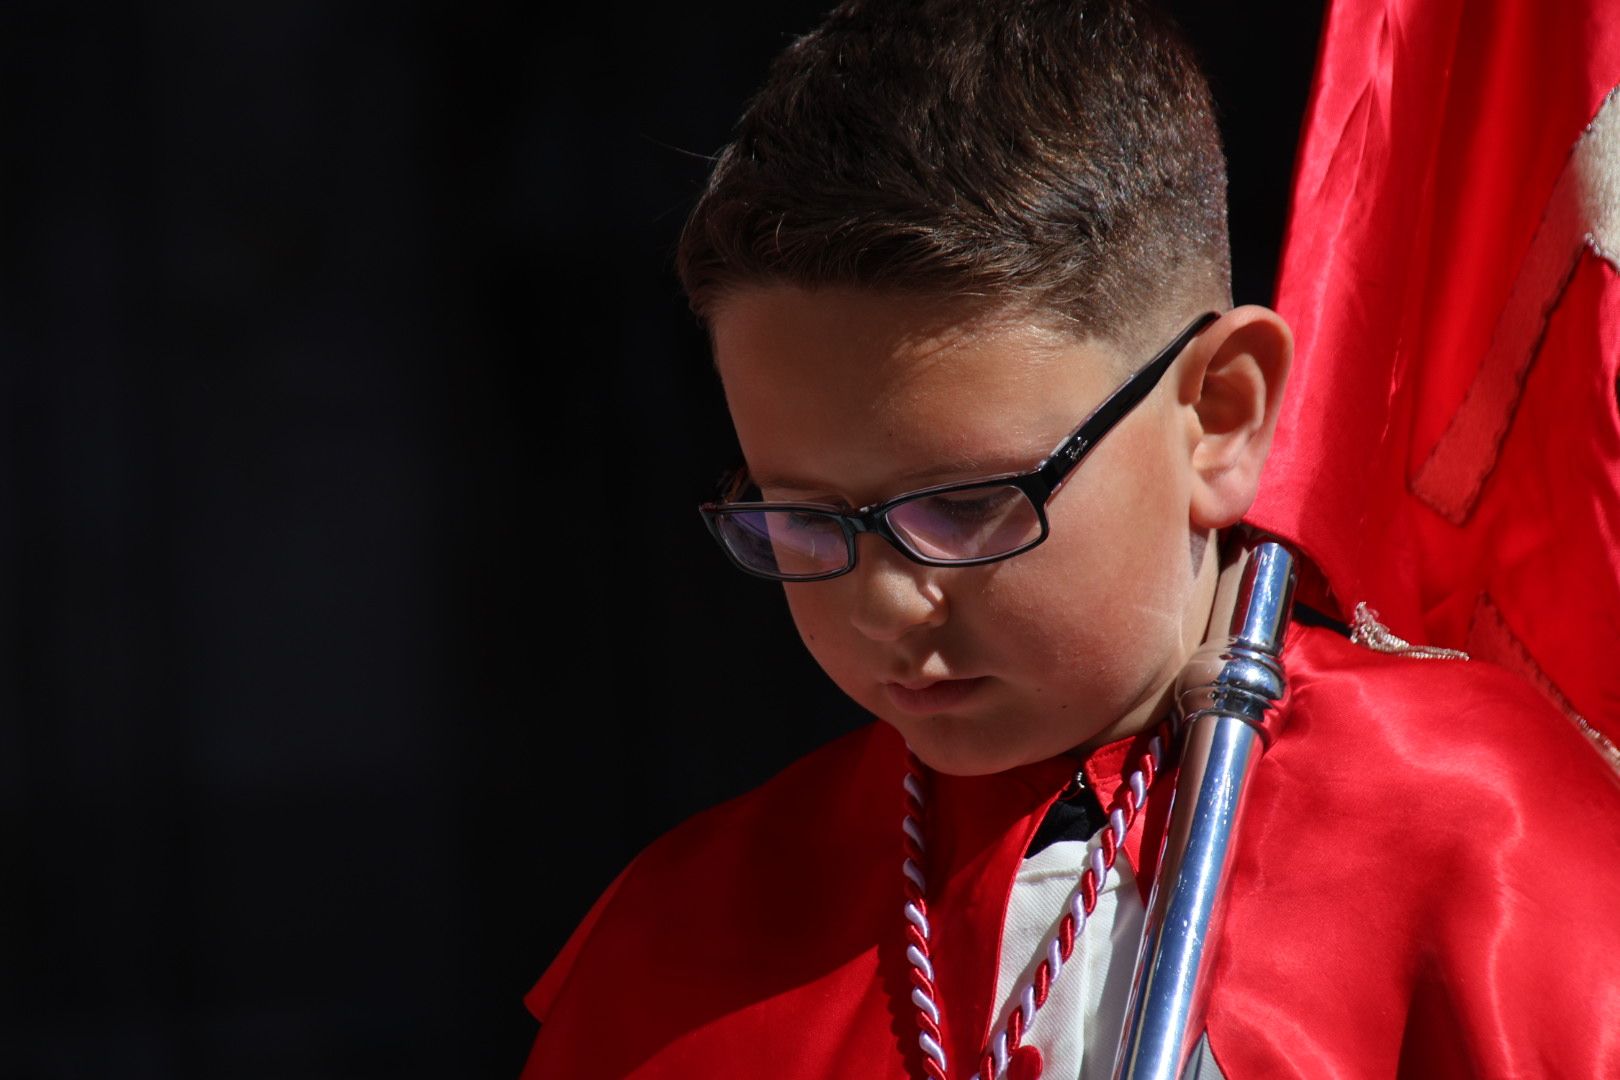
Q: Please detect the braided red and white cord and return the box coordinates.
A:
[901,725,1170,1080]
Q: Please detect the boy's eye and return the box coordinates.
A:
[784,510,834,530]
[922,490,1000,516]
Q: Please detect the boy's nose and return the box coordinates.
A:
[845,534,948,642]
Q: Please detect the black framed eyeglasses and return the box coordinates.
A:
[698,310,1220,582]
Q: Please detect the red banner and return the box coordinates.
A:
[1251,0,1620,751]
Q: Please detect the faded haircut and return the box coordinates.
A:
[676,0,1232,361]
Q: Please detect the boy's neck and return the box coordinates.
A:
[1065,525,1227,761]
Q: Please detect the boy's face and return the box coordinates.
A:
[710,285,1224,777]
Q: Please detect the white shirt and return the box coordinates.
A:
[988,829,1146,1080]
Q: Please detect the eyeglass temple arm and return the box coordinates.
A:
[1036,311,1220,496]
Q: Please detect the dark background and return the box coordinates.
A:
[1,2,1323,1076]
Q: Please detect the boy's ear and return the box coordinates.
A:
[1176,305,1294,529]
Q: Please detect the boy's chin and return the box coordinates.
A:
[884,719,1050,778]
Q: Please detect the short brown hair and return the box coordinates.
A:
[676,0,1232,357]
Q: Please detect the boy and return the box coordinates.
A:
[520,2,1620,1077]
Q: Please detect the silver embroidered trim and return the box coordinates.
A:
[1574,713,1620,775]
[1347,604,1620,776]
[1348,602,1471,660]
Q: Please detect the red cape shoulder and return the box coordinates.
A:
[1203,622,1620,1078]
[520,720,910,1079]
[519,716,1076,1080]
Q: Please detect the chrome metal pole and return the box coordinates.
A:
[1112,538,1297,1080]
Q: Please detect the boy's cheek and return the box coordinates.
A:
[781,584,819,641]
[781,589,847,670]
[781,592,896,713]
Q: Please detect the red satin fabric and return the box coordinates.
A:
[1250,0,1620,735]
[519,620,1620,1078]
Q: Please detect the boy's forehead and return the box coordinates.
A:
[709,284,1132,497]
[718,285,993,355]
[710,284,1107,388]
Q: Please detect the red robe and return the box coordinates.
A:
[518,617,1620,1078]
[1249,0,1620,741]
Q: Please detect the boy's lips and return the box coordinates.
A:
[884,675,989,715]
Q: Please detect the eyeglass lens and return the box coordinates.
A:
[715,484,1042,577]
[886,484,1040,559]
[715,510,846,578]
